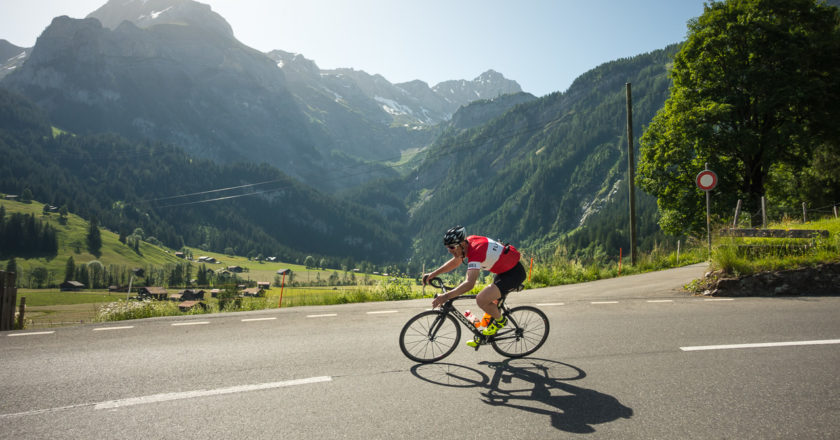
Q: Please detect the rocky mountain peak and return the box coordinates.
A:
[87,0,233,37]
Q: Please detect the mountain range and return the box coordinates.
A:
[1,0,714,270]
[1,0,523,191]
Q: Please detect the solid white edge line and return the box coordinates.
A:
[241,317,276,322]
[94,376,332,410]
[93,326,134,331]
[681,339,840,352]
[7,331,55,337]
[307,313,337,318]
[367,310,398,314]
[171,321,209,326]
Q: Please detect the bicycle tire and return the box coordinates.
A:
[491,305,549,358]
[399,310,461,363]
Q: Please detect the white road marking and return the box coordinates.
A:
[0,376,333,418]
[681,339,840,352]
[7,331,54,337]
[93,326,134,331]
[536,303,565,306]
[95,376,332,410]
[591,301,619,304]
[241,317,276,322]
[647,300,674,303]
[307,313,337,318]
[171,321,209,326]
[367,310,398,315]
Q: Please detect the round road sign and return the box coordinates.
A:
[696,170,718,191]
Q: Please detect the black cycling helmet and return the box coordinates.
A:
[443,225,466,246]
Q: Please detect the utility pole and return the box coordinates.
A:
[626,83,638,265]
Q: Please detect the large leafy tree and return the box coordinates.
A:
[638,0,840,235]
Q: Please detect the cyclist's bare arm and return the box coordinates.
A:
[424,256,463,284]
[432,269,479,308]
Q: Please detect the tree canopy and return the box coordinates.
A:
[638,0,840,235]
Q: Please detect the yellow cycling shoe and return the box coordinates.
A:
[482,316,508,336]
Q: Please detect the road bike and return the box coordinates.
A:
[399,277,549,363]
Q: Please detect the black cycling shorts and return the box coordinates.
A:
[493,261,526,295]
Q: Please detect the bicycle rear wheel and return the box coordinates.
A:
[399,310,461,363]
[491,306,549,358]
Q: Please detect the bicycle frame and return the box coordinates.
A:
[433,281,515,344]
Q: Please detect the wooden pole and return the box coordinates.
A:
[802,202,808,223]
[618,248,622,276]
[677,240,681,265]
[626,83,638,266]
[733,199,742,228]
[278,273,286,308]
[17,296,25,330]
[0,271,17,331]
[834,205,838,219]
[761,196,767,228]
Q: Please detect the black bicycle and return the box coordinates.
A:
[399,277,550,363]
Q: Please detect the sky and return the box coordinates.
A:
[0,0,708,97]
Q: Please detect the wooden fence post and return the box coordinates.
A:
[834,205,838,219]
[733,199,742,228]
[1,271,18,331]
[802,202,808,223]
[761,197,767,228]
[17,297,25,330]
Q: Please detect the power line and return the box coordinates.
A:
[150,109,572,209]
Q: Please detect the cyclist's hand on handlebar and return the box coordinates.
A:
[432,293,448,309]
[422,273,432,285]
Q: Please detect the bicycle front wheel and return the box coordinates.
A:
[491,306,549,358]
[399,310,461,363]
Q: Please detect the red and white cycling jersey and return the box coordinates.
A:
[465,235,521,274]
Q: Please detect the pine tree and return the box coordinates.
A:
[87,216,102,255]
[64,256,75,282]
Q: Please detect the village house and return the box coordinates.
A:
[59,280,85,291]
[137,287,168,301]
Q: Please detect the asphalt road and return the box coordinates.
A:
[1,263,839,439]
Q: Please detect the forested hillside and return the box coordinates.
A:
[0,88,407,267]
[372,45,684,266]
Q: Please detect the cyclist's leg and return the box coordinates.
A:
[476,283,502,320]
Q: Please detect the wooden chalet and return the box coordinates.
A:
[137,287,168,300]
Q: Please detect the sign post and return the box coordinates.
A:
[696,165,718,260]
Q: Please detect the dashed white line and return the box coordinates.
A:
[367,310,398,315]
[94,376,332,409]
[7,331,54,337]
[0,376,333,418]
[241,317,276,322]
[93,326,134,331]
[307,313,337,318]
[681,339,840,352]
[171,321,210,326]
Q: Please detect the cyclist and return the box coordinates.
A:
[424,225,526,347]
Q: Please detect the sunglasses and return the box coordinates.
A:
[446,244,459,250]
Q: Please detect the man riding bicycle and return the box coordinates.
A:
[423,226,526,347]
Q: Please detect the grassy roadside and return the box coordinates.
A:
[709,217,840,277]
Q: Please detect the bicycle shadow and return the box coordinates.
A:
[410,359,633,433]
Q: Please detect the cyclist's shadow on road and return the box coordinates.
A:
[411,359,633,434]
